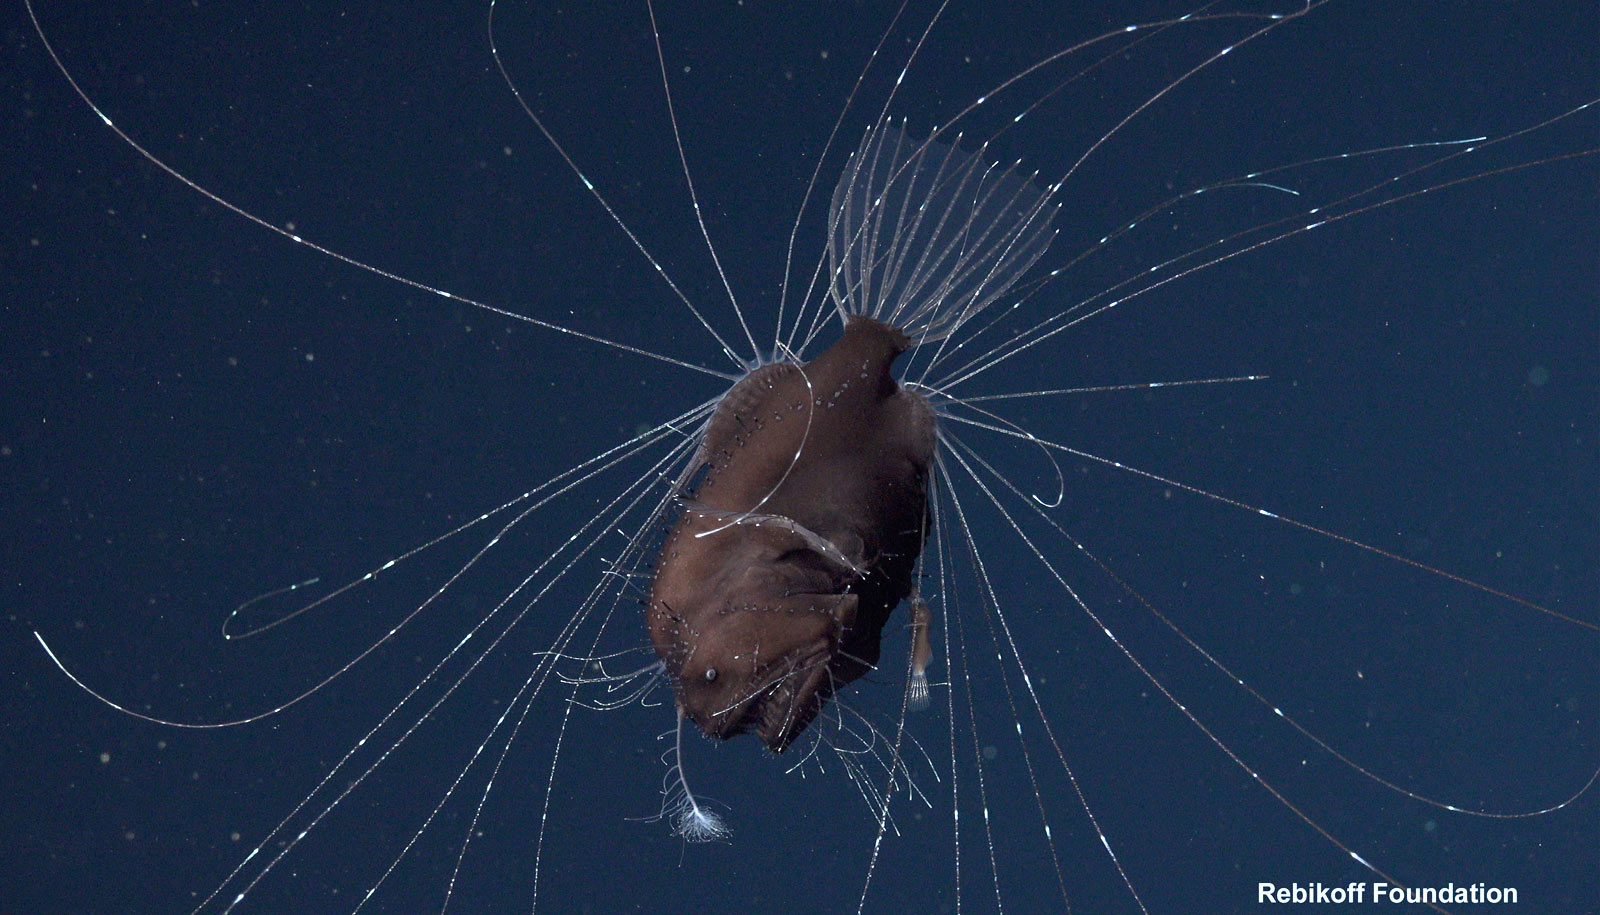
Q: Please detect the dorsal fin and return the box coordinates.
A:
[694,362,802,471]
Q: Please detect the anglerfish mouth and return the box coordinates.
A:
[754,657,831,753]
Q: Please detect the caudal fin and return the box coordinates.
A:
[828,119,1058,344]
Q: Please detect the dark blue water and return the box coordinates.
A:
[5,2,1595,912]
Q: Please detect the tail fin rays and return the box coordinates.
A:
[828,120,1058,344]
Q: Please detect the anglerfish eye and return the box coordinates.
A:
[703,668,718,683]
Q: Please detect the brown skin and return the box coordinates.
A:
[648,317,936,752]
